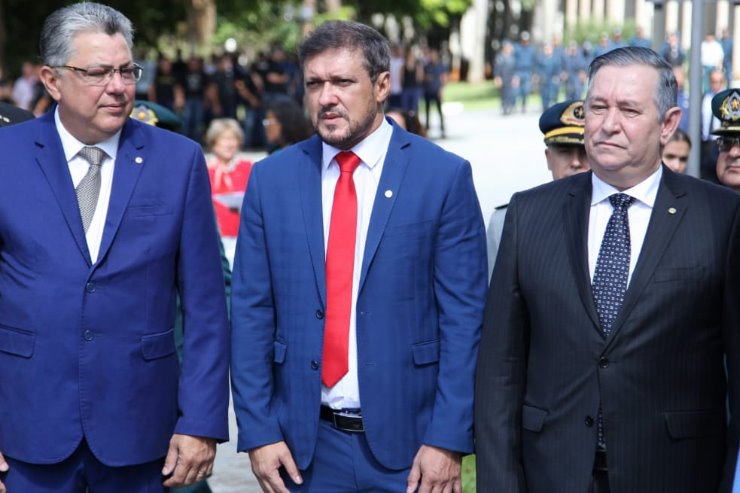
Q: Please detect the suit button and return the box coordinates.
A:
[599,357,609,369]
[85,282,96,293]
[585,416,594,427]
[315,309,324,320]
[310,360,319,370]
[83,330,94,341]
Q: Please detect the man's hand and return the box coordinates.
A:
[406,445,462,493]
[0,451,9,493]
[162,434,217,488]
[249,441,302,493]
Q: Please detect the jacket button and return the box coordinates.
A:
[315,309,324,320]
[599,357,609,369]
[585,416,594,427]
[83,330,94,341]
[85,282,96,293]
[310,360,319,370]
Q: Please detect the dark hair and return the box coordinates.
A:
[587,46,677,120]
[667,127,692,148]
[298,21,390,82]
[266,97,313,148]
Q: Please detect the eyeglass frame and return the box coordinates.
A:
[716,136,740,153]
[52,63,143,86]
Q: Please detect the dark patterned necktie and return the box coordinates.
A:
[76,146,106,233]
[592,193,635,334]
[592,192,635,449]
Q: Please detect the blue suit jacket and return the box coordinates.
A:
[230,121,488,470]
[0,112,229,466]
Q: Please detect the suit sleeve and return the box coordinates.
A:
[174,146,230,441]
[721,200,740,491]
[229,164,284,452]
[422,160,488,454]
[475,193,528,491]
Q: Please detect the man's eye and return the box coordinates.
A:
[86,68,109,77]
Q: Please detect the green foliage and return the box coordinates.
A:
[462,454,477,492]
[565,18,638,45]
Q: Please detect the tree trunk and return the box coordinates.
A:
[189,0,216,52]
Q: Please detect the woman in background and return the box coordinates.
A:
[205,118,252,265]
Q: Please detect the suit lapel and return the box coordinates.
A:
[96,120,146,264]
[299,136,328,306]
[33,113,92,265]
[605,169,687,346]
[563,172,602,334]
[358,128,410,294]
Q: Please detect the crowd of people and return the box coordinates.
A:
[1,3,740,493]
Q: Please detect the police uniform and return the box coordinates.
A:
[486,99,585,278]
[0,101,34,128]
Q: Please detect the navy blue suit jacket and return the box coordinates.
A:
[0,112,229,466]
[230,121,487,470]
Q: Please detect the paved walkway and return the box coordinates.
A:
[208,101,548,493]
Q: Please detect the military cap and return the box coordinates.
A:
[711,88,740,136]
[129,100,182,132]
[0,101,34,127]
[538,99,585,146]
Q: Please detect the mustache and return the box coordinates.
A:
[318,107,347,119]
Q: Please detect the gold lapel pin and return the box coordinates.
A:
[135,156,144,164]
[668,207,677,214]
[384,190,393,198]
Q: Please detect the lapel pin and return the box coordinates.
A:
[135,156,144,164]
[668,207,677,215]
[384,190,393,198]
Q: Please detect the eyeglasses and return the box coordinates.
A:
[262,118,277,127]
[53,64,143,86]
[716,137,740,152]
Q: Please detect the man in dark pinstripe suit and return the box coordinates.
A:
[476,47,740,493]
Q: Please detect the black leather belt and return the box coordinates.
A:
[320,406,364,432]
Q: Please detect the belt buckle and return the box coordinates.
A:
[334,411,364,433]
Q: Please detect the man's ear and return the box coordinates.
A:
[660,107,682,146]
[39,66,62,102]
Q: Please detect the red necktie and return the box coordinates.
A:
[322,151,361,387]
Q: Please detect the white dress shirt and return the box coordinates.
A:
[320,118,393,410]
[588,166,662,286]
[55,108,121,264]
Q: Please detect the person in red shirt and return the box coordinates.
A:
[205,118,252,265]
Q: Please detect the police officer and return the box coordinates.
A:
[486,99,589,274]
[515,31,536,113]
[710,88,740,192]
[0,101,33,127]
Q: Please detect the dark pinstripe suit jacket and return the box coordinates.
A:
[475,168,740,493]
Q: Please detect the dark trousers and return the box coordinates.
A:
[2,439,167,493]
[281,420,410,492]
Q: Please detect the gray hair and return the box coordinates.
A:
[40,2,134,67]
[298,21,390,82]
[587,47,677,120]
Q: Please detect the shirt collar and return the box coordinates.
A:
[591,165,663,208]
[322,118,393,171]
[55,106,122,162]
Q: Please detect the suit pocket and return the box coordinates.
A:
[274,340,287,364]
[127,202,173,217]
[654,266,705,282]
[0,323,35,358]
[521,404,548,432]
[663,410,724,439]
[141,329,177,360]
[412,339,440,366]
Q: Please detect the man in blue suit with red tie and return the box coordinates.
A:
[0,4,229,492]
[230,20,488,493]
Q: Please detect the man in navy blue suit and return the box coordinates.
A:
[0,4,229,492]
[230,20,487,493]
